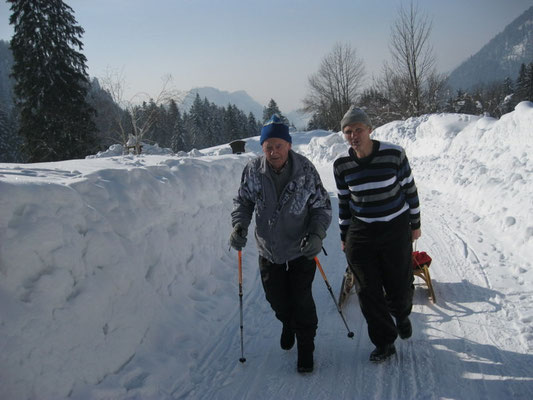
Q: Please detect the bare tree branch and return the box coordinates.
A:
[381,1,444,117]
[100,69,181,153]
[303,42,365,130]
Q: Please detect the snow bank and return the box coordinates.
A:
[87,142,175,158]
[0,154,252,399]
[379,102,533,257]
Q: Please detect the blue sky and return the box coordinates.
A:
[0,0,531,112]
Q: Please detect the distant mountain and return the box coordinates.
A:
[179,87,264,120]
[178,87,311,130]
[447,6,533,91]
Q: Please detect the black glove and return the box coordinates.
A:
[300,233,323,259]
[230,223,248,251]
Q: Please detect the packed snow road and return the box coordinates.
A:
[170,165,533,400]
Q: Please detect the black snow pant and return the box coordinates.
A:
[258,255,318,345]
[344,212,414,347]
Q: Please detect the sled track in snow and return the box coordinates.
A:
[410,188,533,400]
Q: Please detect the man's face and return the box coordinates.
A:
[343,122,372,152]
[262,137,291,171]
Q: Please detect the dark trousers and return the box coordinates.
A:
[258,255,318,344]
[345,213,414,346]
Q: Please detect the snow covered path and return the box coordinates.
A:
[168,163,533,400]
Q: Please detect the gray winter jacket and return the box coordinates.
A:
[231,150,332,264]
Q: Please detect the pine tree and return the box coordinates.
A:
[170,104,185,152]
[0,40,15,109]
[202,97,220,148]
[246,112,260,138]
[524,62,533,102]
[160,99,179,149]
[0,107,11,159]
[306,112,329,131]
[222,104,239,143]
[138,99,165,147]
[502,77,514,96]
[8,0,98,162]
[514,63,528,104]
[262,99,289,124]
[185,94,207,149]
[87,77,124,149]
[178,111,192,151]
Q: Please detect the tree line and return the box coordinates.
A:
[1,0,532,163]
[354,61,533,129]
[89,81,264,155]
[442,64,533,117]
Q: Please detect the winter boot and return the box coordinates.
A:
[369,343,396,363]
[396,317,412,339]
[280,324,295,350]
[297,340,314,373]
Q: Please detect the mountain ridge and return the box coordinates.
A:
[447,6,533,91]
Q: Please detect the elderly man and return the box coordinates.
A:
[230,114,331,373]
[333,106,421,363]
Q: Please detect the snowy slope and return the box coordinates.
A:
[0,103,532,400]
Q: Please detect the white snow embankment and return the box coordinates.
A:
[0,154,250,399]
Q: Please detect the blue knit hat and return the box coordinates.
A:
[260,114,291,145]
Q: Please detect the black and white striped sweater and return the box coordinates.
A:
[333,140,421,241]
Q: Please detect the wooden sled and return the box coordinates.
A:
[412,250,436,303]
[338,266,355,308]
[339,250,436,306]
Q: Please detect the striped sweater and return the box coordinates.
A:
[333,140,421,241]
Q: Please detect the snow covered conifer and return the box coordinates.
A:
[8,0,98,162]
[263,99,288,125]
[516,62,533,103]
[0,106,22,162]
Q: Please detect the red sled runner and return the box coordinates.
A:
[412,251,436,303]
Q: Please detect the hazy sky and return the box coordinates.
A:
[1,0,532,112]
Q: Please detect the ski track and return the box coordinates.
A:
[168,167,533,400]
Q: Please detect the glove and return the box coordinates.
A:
[300,233,323,259]
[230,223,248,251]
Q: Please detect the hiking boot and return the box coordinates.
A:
[280,324,295,350]
[369,344,396,363]
[297,340,314,373]
[396,317,412,339]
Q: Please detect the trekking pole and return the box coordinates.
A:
[314,257,354,338]
[238,250,246,363]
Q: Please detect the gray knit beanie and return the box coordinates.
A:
[340,106,372,131]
